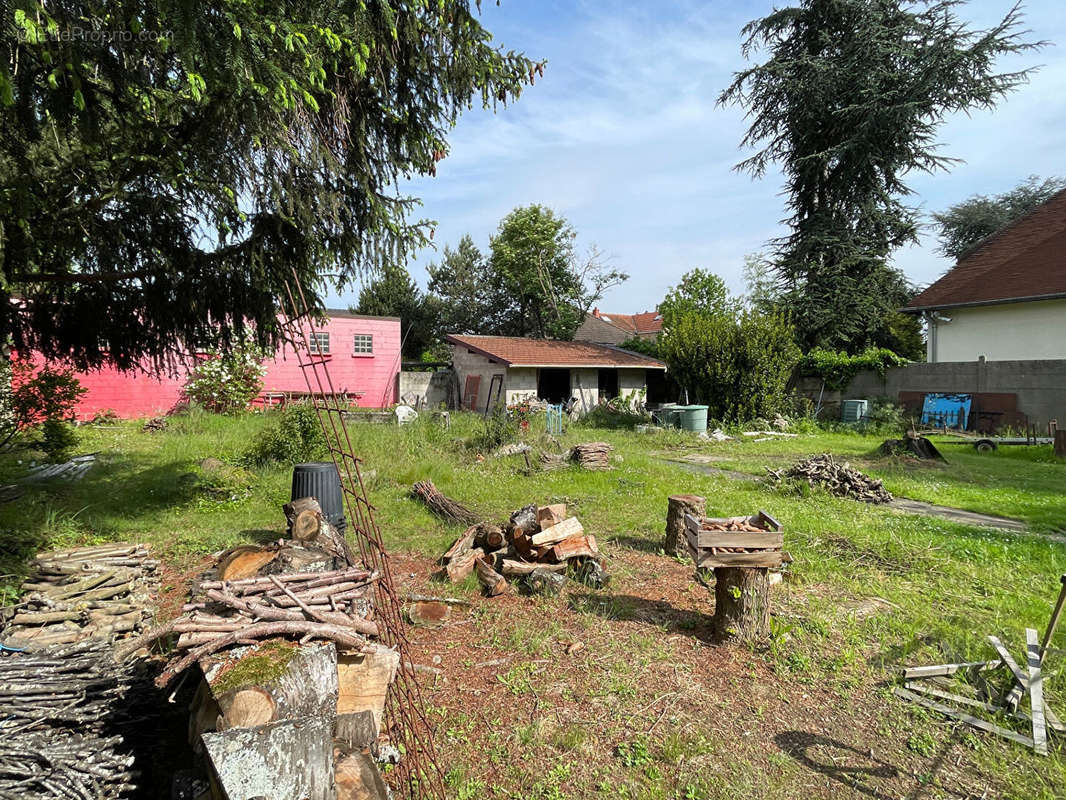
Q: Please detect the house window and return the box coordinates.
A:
[353,334,373,354]
[309,332,330,354]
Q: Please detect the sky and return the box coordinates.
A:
[331,0,1066,313]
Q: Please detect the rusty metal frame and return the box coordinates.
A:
[278,274,444,799]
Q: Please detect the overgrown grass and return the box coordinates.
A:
[0,410,1064,796]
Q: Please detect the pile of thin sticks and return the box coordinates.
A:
[411,479,479,525]
[120,566,381,687]
[2,543,158,648]
[767,453,892,503]
[0,641,137,799]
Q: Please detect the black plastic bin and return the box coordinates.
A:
[291,462,347,532]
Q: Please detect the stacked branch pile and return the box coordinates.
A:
[1,543,158,649]
[436,501,608,596]
[0,641,138,799]
[539,441,614,471]
[767,454,892,503]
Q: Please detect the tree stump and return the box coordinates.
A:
[713,567,770,644]
[1055,430,1066,459]
[665,495,705,558]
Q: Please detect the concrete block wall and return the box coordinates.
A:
[618,368,647,400]
[839,359,1066,428]
[450,345,507,411]
[398,370,452,409]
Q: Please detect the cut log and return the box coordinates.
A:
[441,548,484,583]
[334,750,389,800]
[548,535,598,562]
[441,525,478,564]
[334,710,378,752]
[336,644,399,735]
[217,687,277,730]
[713,567,770,645]
[1055,430,1066,459]
[481,525,505,551]
[201,640,339,727]
[217,547,279,582]
[512,533,534,558]
[284,496,323,529]
[264,545,340,575]
[474,557,509,597]
[524,568,567,596]
[537,504,567,530]
[291,509,323,542]
[665,495,705,559]
[508,504,538,536]
[202,716,334,800]
[499,559,566,577]
[530,517,584,547]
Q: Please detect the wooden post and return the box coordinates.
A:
[665,495,704,558]
[1054,430,1066,459]
[713,567,770,644]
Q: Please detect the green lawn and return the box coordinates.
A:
[1,411,1064,798]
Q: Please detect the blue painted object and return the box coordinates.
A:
[921,393,972,429]
[546,404,564,436]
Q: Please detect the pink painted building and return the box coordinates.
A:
[62,311,401,420]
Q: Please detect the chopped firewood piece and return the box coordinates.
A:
[441,525,478,564]
[475,557,509,597]
[499,559,566,577]
[524,568,567,596]
[218,546,279,581]
[548,534,598,562]
[441,548,484,583]
[512,532,534,557]
[404,601,452,627]
[291,508,323,541]
[537,503,567,530]
[530,517,584,547]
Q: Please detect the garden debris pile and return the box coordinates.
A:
[412,479,479,525]
[0,640,139,799]
[1,543,158,649]
[767,453,893,503]
[540,440,614,471]
[23,453,97,483]
[436,501,608,596]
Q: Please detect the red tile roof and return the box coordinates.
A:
[446,335,666,368]
[590,308,663,335]
[904,189,1066,311]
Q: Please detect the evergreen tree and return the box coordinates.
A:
[355,265,435,359]
[2,1,539,369]
[427,235,493,337]
[933,176,1066,261]
[720,0,1040,353]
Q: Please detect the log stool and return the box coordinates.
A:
[664,495,705,558]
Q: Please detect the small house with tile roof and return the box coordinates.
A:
[903,190,1066,362]
[445,334,667,412]
[574,308,663,345]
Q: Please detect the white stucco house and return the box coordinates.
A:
[445,334,668,413]
[902,189,1066,362]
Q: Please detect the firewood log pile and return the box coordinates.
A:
[436,501,608,596]
[569,441,613,470]
[120,498,380,689]
[766,453,893,504]
[0,543,159,650]
[0,640,138,799]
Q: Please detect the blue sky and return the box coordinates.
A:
[332,0,1066,313]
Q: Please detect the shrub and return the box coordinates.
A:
[660,309,800,423]
[580,391,651,429]
[468,403,518,452]
[184,341,267,414]
[797,347,909,391]
[0,360,86,450]
[39,418,78,462]
[196,459,256,503]
[241,403,328,465]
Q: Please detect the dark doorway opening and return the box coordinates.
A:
[645,369,670,404]
[538,368,571,403]
[598,369,619,401]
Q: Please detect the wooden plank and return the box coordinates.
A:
[692,531,783,549]
[692,550,783,569]
[1026,628,1048,756]
[893,687,1034,748]
[902,660,1001,680]
[529,517,583,547]
[499,559,566,577]
[987,635,1028,687]
[548,535,598,562]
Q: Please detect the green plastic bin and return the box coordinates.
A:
[655,404,680,428]
[675,405,709,433]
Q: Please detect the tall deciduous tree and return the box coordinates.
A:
[719,0,1040,353]
[933,176,1066,261]
[658,268,735,330]
[354,265,436,359]
[2,1,539,370]
[486,205,627,340]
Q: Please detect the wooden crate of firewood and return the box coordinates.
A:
[684,511,784,569]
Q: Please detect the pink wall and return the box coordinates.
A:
[61,312,401,420]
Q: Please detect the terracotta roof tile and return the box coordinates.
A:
[592,309,663,334]
[904,189,1066,311]
[445,335,666,368]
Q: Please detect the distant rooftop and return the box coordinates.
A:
[590,308,663,335]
